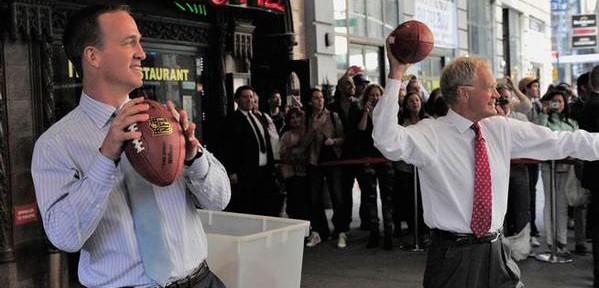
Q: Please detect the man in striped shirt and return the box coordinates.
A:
[31,5,230,287]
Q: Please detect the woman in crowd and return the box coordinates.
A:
[496,84,532,261]
[279,107,310,222]
[350,83,395,250]
[304,88,348,248]
[424,88,442,116]
[268,90,286,135]
[538,85,579,255]
[393,92,429,241]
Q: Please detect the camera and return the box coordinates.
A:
[550,102,560,111]
[497,97,509,106]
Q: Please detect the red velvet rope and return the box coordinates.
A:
[278,157,578,166]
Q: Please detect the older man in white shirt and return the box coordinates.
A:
[373,36,599,288]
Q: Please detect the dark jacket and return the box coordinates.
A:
[581,92,599,190]
[221,109,274,176]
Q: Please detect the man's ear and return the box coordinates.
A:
[83,46,100,69]
[456,86,470,103]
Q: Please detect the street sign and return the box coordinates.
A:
[571,14,598,49]
[572,14,597,29]
[572,35,597,48]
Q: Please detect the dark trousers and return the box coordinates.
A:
[308,165,348,239]
[227,166,282,217]
[505,165,530,236]
[395,168,427,235]
[592,188,599,287]
[357,162,394,234]
[285,175,310,221]
[527,164,540,236]
[424,231,523,288]
[341,166,359,227]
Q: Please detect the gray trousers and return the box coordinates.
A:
[423,232,523,288]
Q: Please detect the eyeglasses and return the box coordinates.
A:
[460,84,498,94]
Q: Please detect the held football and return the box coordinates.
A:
[124,99,186,187]
[388,20,434,64]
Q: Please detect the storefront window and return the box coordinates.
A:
[334,0,348,34]
[137,50,204,140]
[505,8,522,79]
[384,0,399,35]
[347,44,382,84]
[52,45,82,121]
[335,36,349,70]
[367,0,383,39]
[467,0,493,58]
[348,0,366,36]
[349,47,364,68]
[335,0,398,82]
[419,56,444,92]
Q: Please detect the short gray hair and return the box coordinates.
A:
[440,56,490,104]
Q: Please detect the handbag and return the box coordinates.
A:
[317,111,340,164]
[564,167,591,207]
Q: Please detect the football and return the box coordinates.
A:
[388,20,434,64]
[124,99,186,187]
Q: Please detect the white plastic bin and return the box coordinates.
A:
[198,210,310,288]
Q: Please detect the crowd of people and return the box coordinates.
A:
[216,40,599,288]
[218,62,599,257]
[217,67,455,251]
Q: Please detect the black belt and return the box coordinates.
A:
[431,228,502,245]
[165,260,209,288]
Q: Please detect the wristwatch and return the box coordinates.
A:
[184,145,204,166]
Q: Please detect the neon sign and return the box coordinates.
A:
[174,2,208,15]
[213,0,284,12]
[175,0,285,13]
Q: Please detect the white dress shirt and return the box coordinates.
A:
[31,93,231,287]
[239,109,268,166]
[373,79,599,234]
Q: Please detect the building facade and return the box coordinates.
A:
[298,0,552,95]
[551,0,598,85]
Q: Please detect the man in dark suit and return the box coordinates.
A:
[221,85,281,216]
[582,65,599,288]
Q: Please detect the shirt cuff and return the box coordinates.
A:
[385,78,402,91]
[185,153,210,179]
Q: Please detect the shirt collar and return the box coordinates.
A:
[239,109,251,117]
[443,109,476,134]
[80,92,129,129]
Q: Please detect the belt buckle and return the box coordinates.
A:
[455,237,467,244]
[454,234,471,245]
[490,232,500,243]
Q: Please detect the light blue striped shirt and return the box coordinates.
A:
[31,93,231,287]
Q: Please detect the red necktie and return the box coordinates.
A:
[470,122,492,238]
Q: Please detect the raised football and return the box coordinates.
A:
[389,20,434,64]
[124,99,185,187]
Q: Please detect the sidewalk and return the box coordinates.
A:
[301,228,594,288]
[300,179,595,287]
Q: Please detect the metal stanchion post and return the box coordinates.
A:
[48,248,62,288]
[411,166,424,252]
[535,160,573,263]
